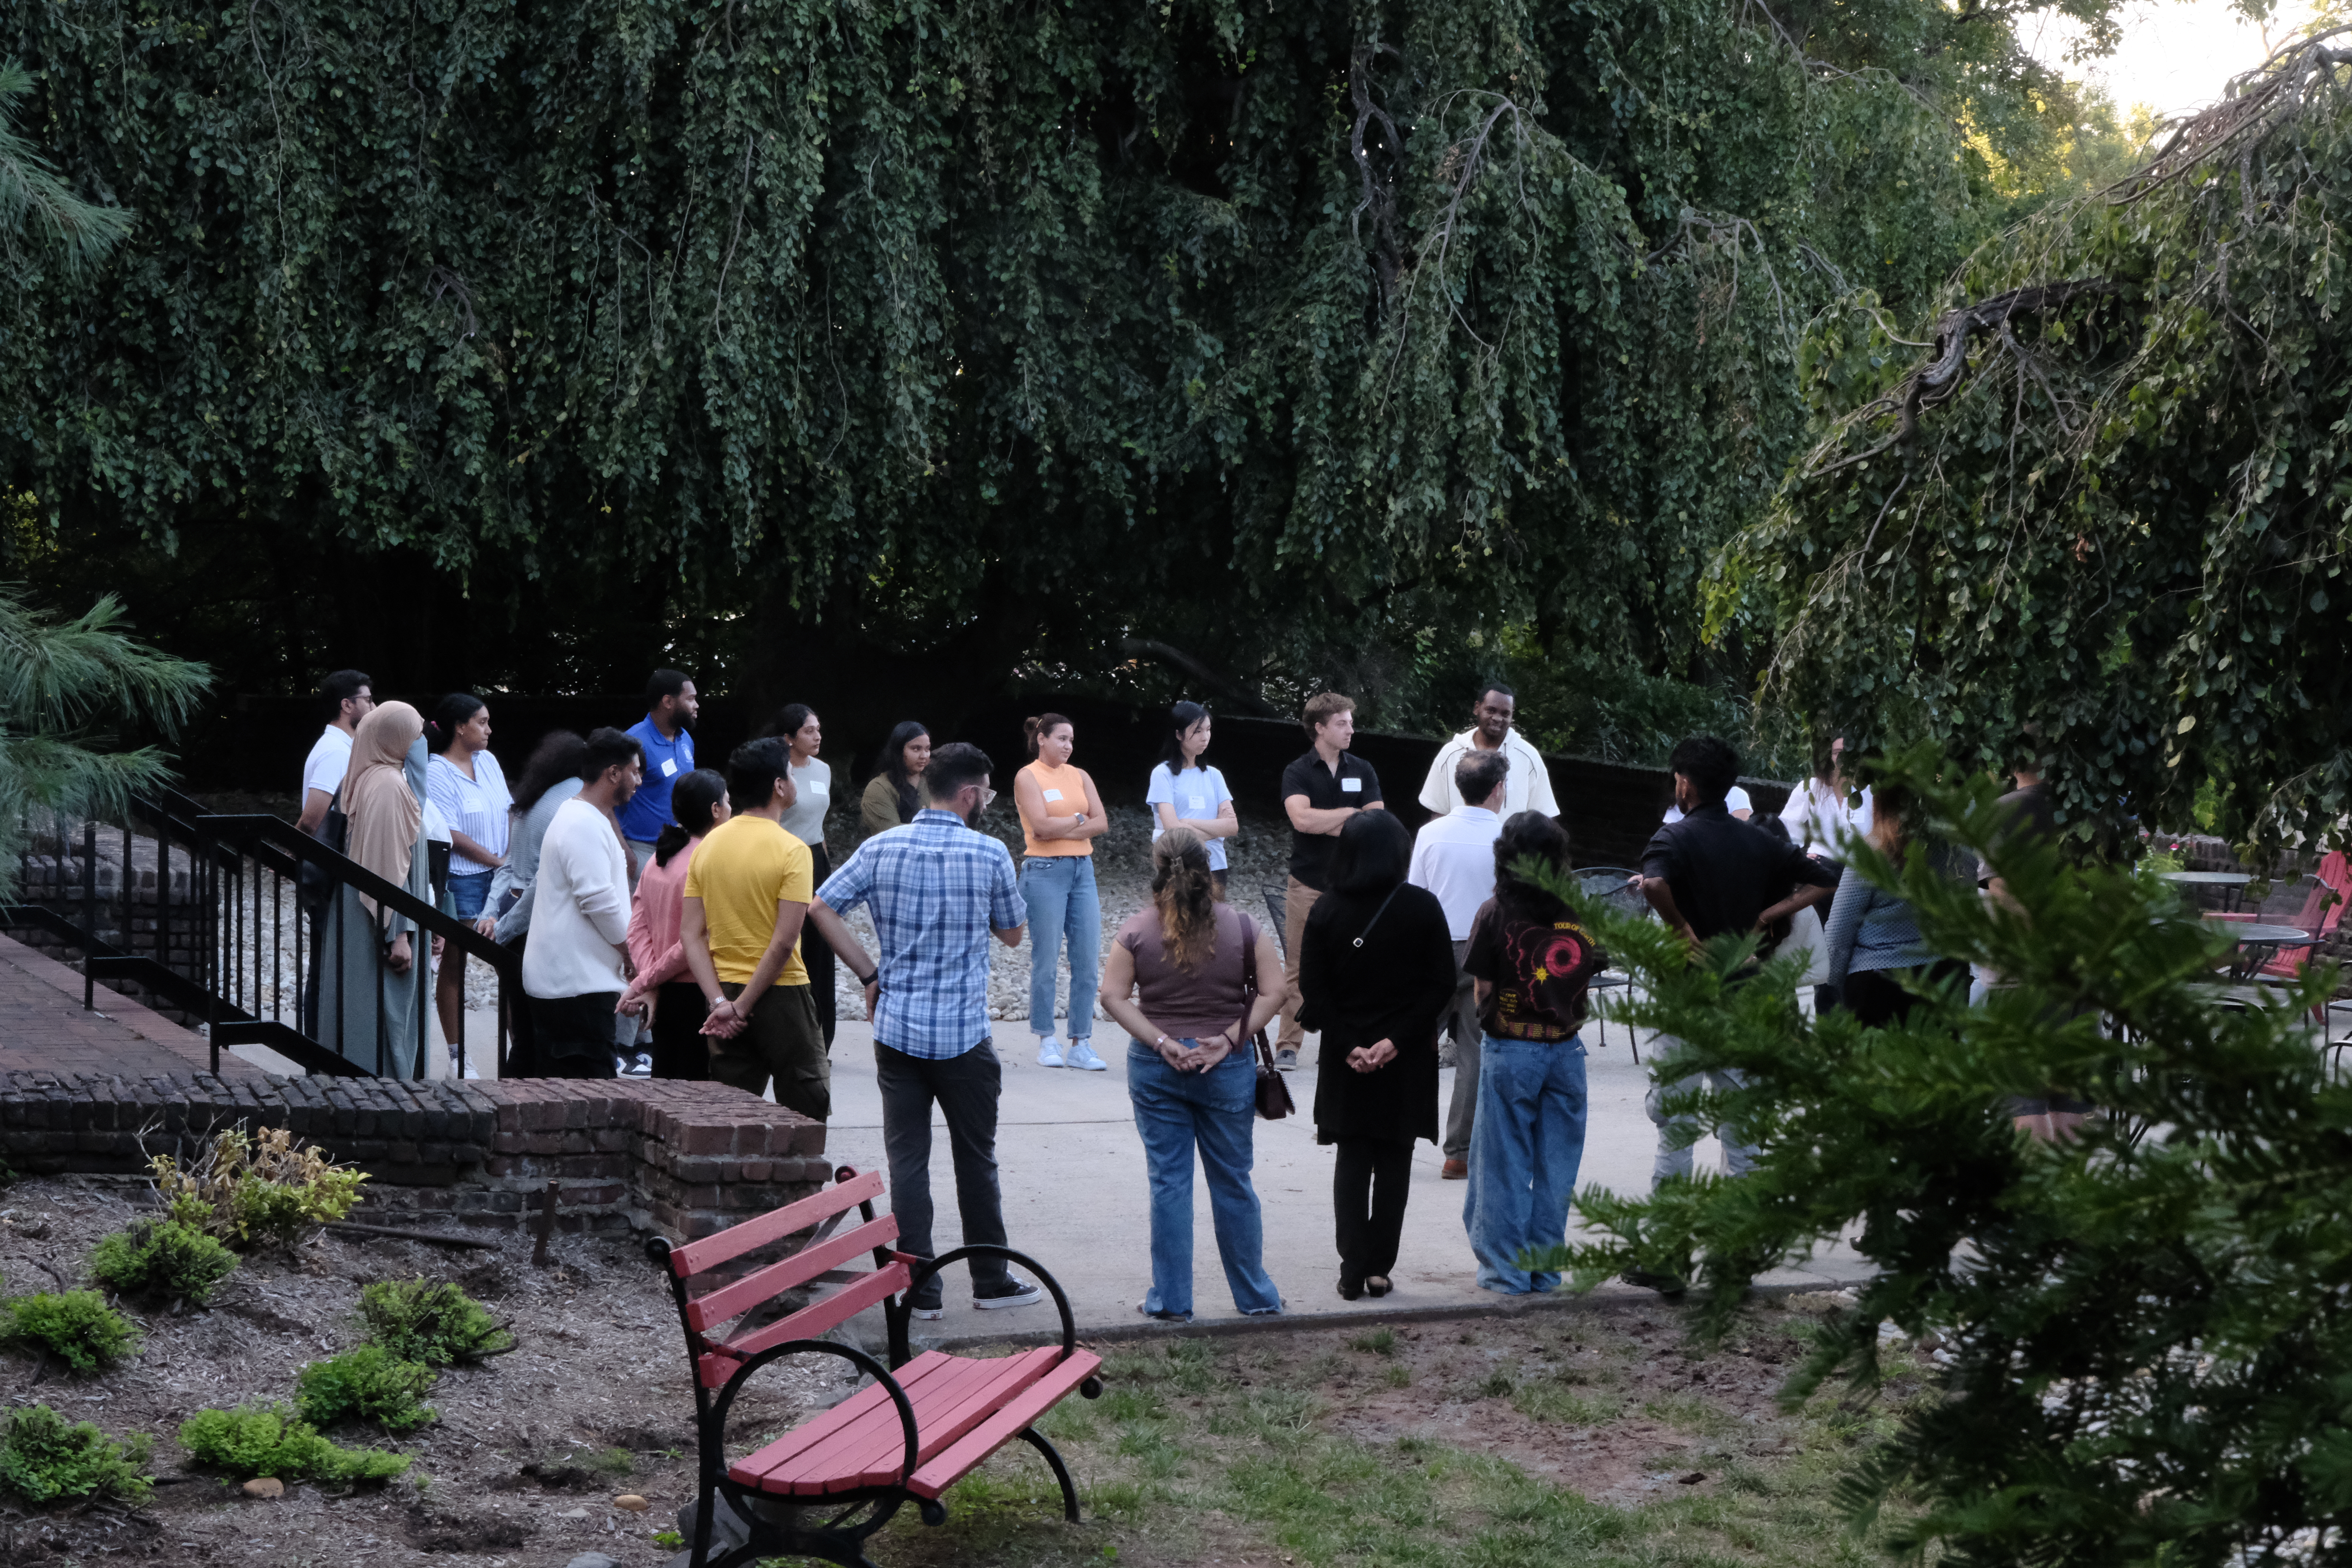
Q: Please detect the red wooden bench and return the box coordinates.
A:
[648,1163,1105,1568]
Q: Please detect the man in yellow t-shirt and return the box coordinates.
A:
[682,738,825,1118]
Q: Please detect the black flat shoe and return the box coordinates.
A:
[1337,1277,1364,1301]
[1364,1275,1392,1298]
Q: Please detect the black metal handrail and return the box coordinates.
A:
[6,787,519,1079]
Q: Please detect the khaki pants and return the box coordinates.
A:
[1277,875,1323,1055]
[1442,938,1482,1158]
[708,982,830,1122]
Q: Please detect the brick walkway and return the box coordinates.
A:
[0,933,257,1078]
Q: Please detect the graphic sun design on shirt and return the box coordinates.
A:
[1489,918,1599,1040]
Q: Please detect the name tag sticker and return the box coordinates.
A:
[660,758,678,778]
[1187,795,1207,810]
[1341,777,1363,793]
[1043,789,1064,802]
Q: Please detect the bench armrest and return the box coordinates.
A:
[708,1338,920,1493]
[895,1245,1079,1364]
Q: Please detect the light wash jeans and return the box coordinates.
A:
[1644,1034,1758,1184]
[1126,1041,1282,1318]
[1463,1033,1588,1294]
[1022,856,1100,1040]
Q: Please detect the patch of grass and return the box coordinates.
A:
[875,1312,1910,1568]
[295,1347,438,1435]
[587,1446,634,1476]
[178,1403,410,1485]
[90,1218,239,1305]
[0,1404,153,1504]
[1642,1392,1739,1438]
[0,1289,142,1372]
[357,1277,515,1365]
[1348,1328,1396,1357]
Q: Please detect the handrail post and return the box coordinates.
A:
[81,816,96,1012]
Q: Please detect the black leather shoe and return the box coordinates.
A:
[1620,1266,1689,1296]
[1337,1276,1364,1300]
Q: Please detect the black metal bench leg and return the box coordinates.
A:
[1019,1426,1081,1522]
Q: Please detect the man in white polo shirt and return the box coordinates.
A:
[1409,750,1509,1180]
[1418,684,1558,821]
[296,670,374,837]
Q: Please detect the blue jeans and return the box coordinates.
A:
[1127,1041,1282,1318]
[448,873,491,920]
[1021,856,1099,1040]
[1464,1033,1589,1295]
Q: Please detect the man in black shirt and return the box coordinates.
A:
[1275,692,1383,1069]
[1637,735,1837,1200]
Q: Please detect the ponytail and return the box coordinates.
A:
[1150,827,1220,971]
[1024,712,1073,761]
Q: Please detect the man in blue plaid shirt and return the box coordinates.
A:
[807,741,1043,1319]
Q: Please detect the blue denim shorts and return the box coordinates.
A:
[448,873,492,920]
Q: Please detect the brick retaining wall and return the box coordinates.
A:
[0,1071,826,1244]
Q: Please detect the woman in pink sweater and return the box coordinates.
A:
[618,770,730,1079]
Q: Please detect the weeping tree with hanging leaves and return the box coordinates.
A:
[0,0,2142,726]
[1721,32,2352,861]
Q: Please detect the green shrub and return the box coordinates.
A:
[89,1218,239,1305]
[177,1404,409,1484]
[0,1290,142,1373]
[150,1125,367,1249]
[0,1404,153,1504]
[358,1278,515,1365]
[295,1347,438,1435]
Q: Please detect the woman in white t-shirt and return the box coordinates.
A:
[1145,702,1239,899]
[772,703,838,1047]
[1778,735,1873,860]
[426,693,513,1061]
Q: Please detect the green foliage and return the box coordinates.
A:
[1,0,2151,729]
[0,1404,152,1504]
[0,1289,141,1374]
[0,60,131,275]
[1729,35,2352,860]
[295,1347,437,1435]
[357,1278,515,1366]
[1540,745,2352,1564]
[152,1126,367,1250]
[177,1404,410,1484]
[0,586,209,901]
[88,1219,239,1306]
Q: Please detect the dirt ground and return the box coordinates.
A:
[1,1172,1888,1568]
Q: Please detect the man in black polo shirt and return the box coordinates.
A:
[1275,692,1384,1069]
[1638,734,1837,1195]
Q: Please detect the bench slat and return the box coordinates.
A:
[719,1264,911,1365]
[735,1351,1060,1496]
[792,1353,1036,1493]
[909,1351,1105,1500]
[723,1350,957,1479]
[684,1214,899,1332]
[669,1167,885,1278]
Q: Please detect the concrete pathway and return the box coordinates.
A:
[818,1018,1871,1338]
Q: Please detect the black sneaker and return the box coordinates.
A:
[973,1277,1044,1310]
[1620,1266,1689,1297]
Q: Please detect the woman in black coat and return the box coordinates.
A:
[1296,810,1459,1299]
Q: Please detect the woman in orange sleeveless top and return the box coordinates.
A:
[1015,714,1109,1070]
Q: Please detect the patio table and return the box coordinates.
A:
[2162,870,2252,912]
[2205,919,2315,980]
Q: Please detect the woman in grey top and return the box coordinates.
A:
[488,731,589,944]
[772,703,837,1046]
[1820,783,1968,1026]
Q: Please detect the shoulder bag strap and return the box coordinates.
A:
[1351,884,1405,950]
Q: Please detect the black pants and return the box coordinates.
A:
[529,991,622,1075]
[1845,959,1968,1027]
[803,844,838,1048]
[875,1040,1012,1310]
[1332,1136,1416,1285]
[500,933,536,1075]
[649,980,710,1080]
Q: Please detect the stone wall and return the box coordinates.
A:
[0,1070,827,1244]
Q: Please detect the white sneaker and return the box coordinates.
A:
[1065,1041,1107,1072]
[907,1302,945,1321]
[1036,1037,1065,1068]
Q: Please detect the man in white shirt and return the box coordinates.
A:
[296,670,374,837]
[1408,750,1509,1181]
[1417,684,1559,820]
[521,728,644,1078]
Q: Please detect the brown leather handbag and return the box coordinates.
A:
[1240,917,1294,1121]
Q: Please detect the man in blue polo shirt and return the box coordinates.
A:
[619,669,698,870]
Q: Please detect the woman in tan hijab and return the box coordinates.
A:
[317,701,436,1075]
